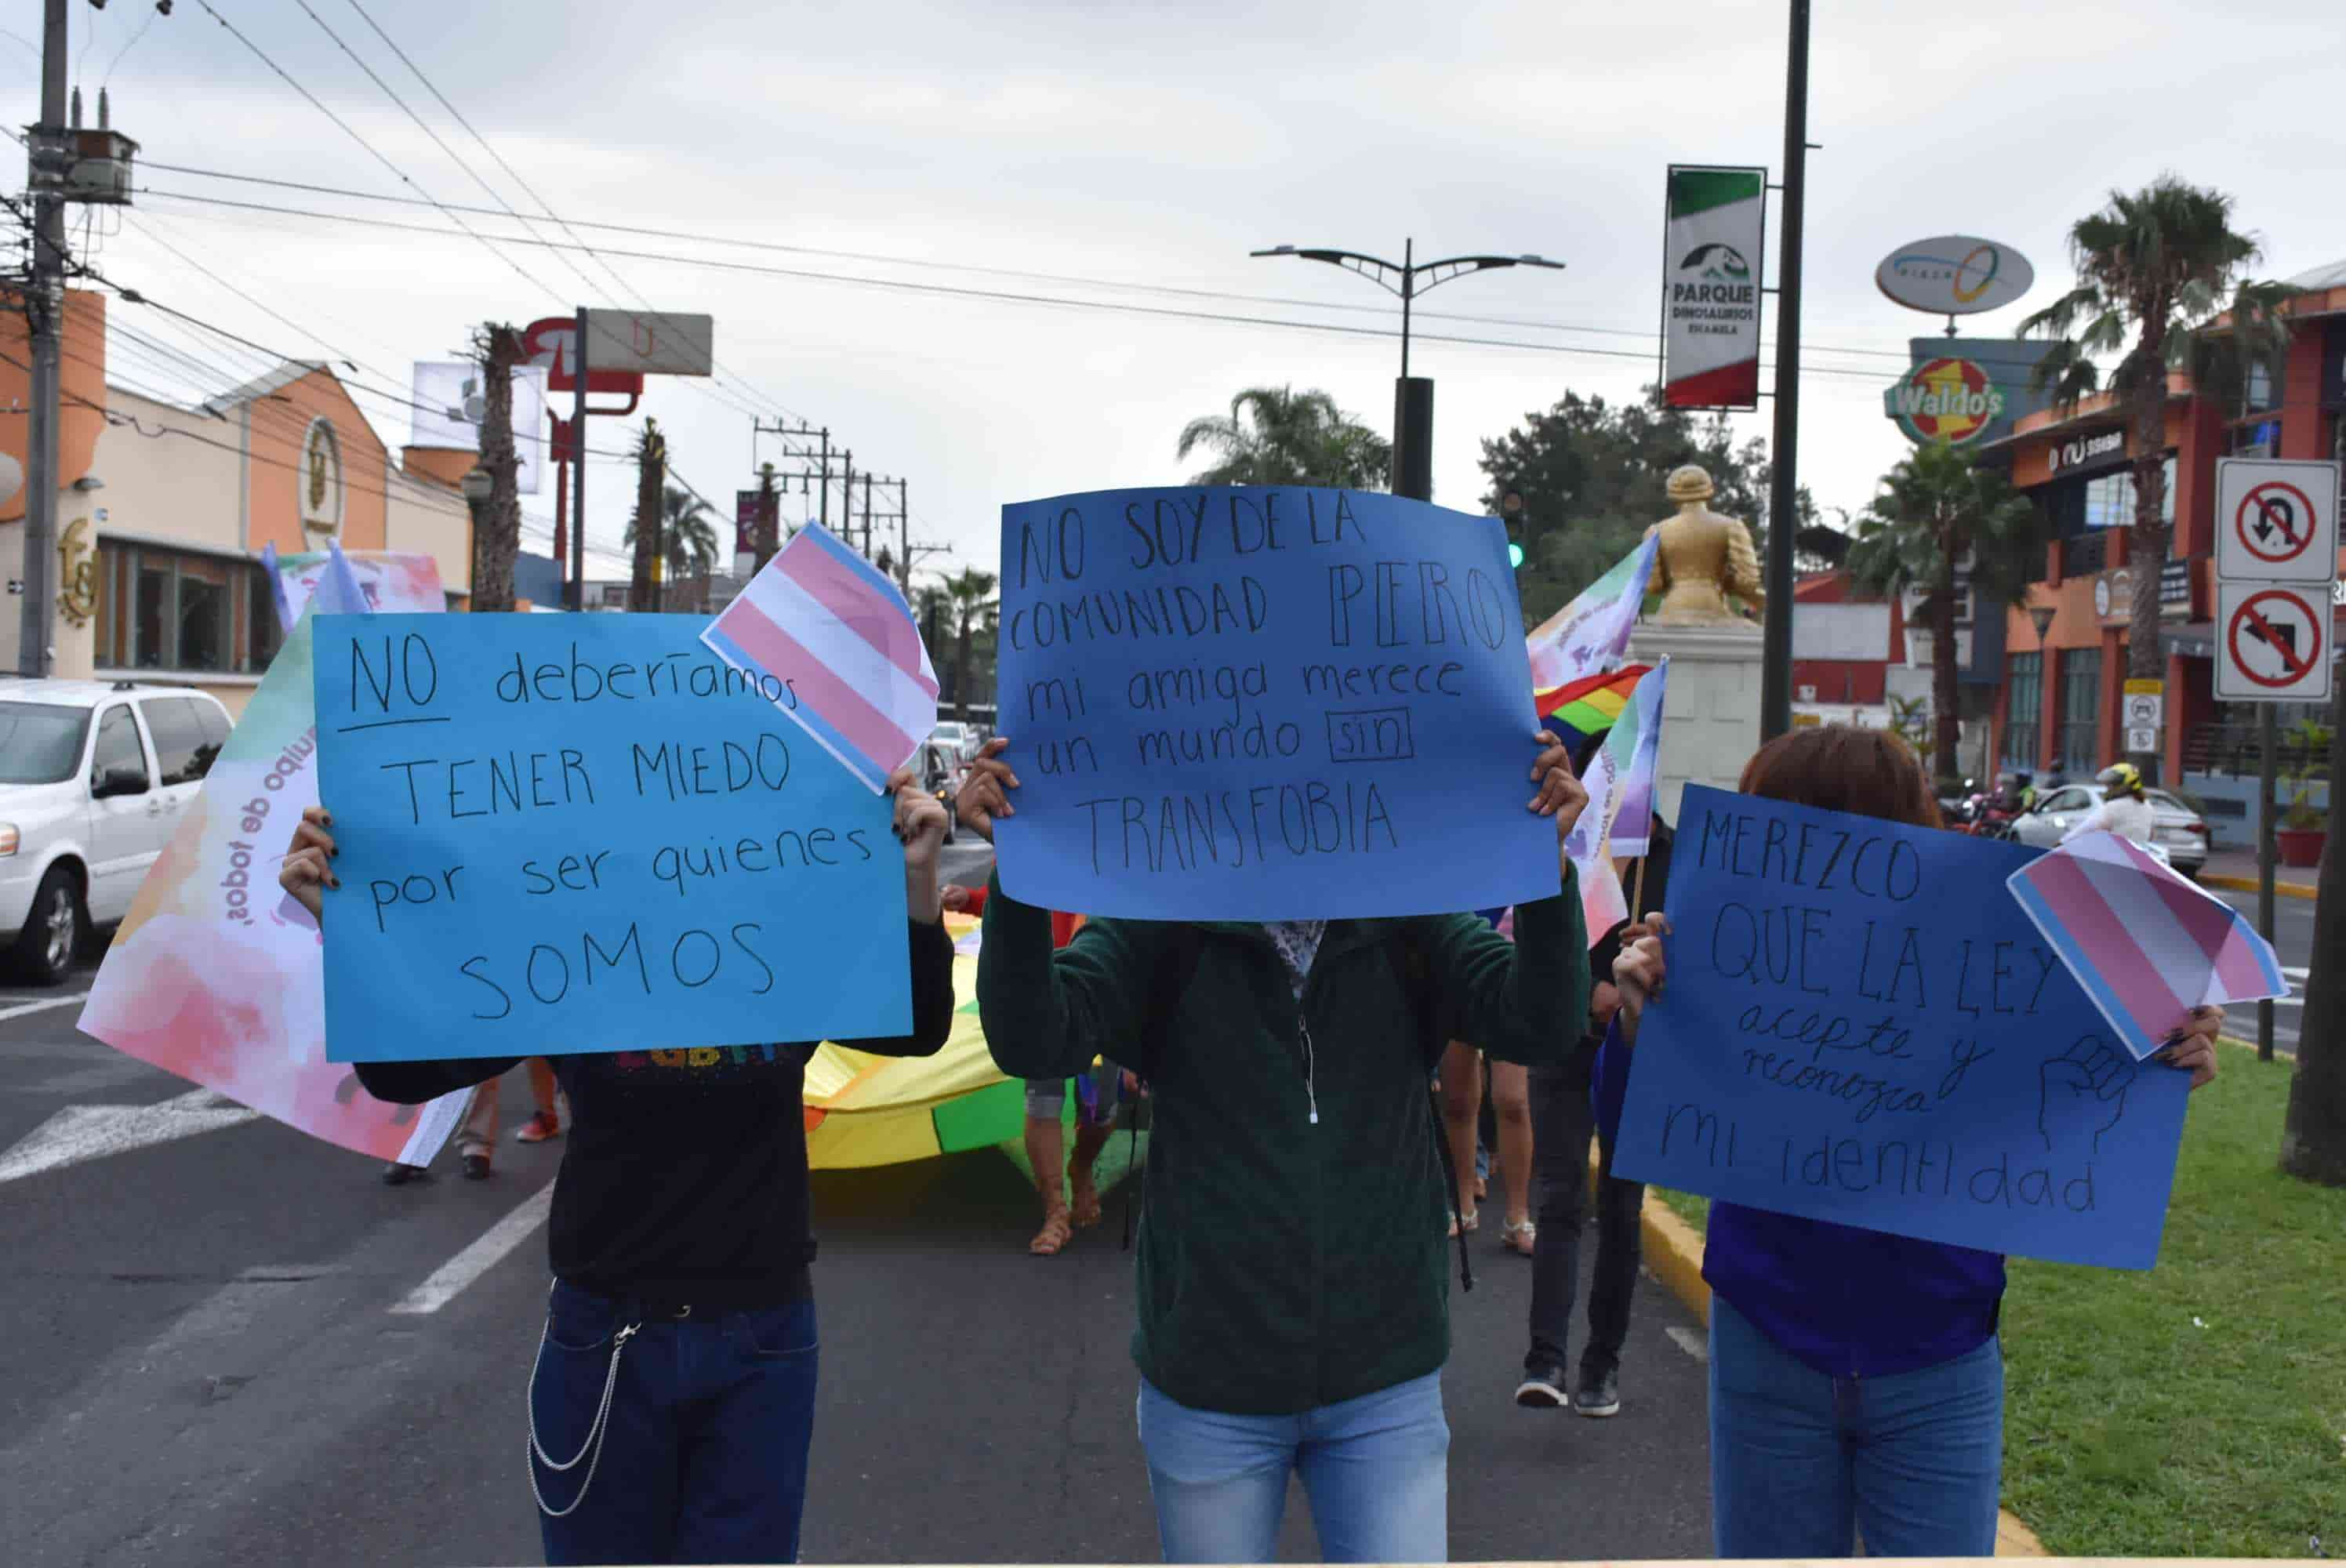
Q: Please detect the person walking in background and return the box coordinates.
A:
[1603,726,2222,1559]
[1438,1039,1534,1252]
[943,883,1109,1255]
[448,1059,565,1181]
[1517,816,1672,1417]
[959,733,1589,1566]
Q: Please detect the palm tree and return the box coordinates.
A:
[623,484,718,608]
[2020,177,2290,776]
[1847,440,2045,789]
[942,567,997,723]
[1177,386,1393,489]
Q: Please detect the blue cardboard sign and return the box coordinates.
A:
[993,486,1557,919]
[313,614,910,1062]
[1612,786,2190,1269]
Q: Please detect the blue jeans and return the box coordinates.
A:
[528,1279,819,1566]
[1709,1298,2003,1558]
[1136,1372,1448,1564]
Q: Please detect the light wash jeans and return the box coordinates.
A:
[1136,1372,1448,1564]
[1709,1298,2003,1558]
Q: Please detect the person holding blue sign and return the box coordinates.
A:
[276,769,957,1568]
[960,731,1589,1566]
[1600,725,2224,1559]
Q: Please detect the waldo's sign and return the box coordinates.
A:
[1884,358,2006,446]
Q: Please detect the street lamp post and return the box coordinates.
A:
[1251,241,1563,503]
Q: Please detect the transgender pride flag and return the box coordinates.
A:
[1528,534,1658,714]
[1563,660,1669,943]
[2007,831,2286,1062]
[701,524,940,793]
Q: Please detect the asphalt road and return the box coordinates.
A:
[0,871,1712,1568]
[2207,885,2316,1054]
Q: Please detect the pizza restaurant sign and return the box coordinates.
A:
[1883,357,2004,445]
[2046,429,2125,475]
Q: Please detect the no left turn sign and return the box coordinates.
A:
[2215,457,2340,583]
[2217,581,2332,701]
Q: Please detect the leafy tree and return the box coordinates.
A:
[1845,440,2045,787]
[2020,176,2293,773]
[1178,386,1392,489]
[1477,387,1811,621]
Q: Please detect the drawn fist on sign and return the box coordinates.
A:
[2036,1033,2136,1154]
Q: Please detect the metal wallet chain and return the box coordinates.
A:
[526,1292,641,1519]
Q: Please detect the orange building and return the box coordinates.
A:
[0,289,475,714]
[1984,259,2346,826]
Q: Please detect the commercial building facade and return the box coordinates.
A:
[2,289,476,716]
[1985,260,2346,834]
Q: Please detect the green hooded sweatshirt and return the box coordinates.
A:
[978,871,1585,1417]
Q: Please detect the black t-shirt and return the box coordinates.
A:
[355,919,956,1308]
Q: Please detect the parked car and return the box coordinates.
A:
[2011,782,2208,876]
[0,679,235,984]
[928,720,978,761]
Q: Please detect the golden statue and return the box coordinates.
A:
[1644,464,1764,627]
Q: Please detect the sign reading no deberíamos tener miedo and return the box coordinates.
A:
[993,487,1559,922]
[1661,165,1765,411]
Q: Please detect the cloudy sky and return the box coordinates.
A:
[12,0,2344,590]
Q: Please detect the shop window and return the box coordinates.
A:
[2058,648,2103,775]
[2082,457,2177,530]
[93,543,281,677]
[2061,531,2108,576]
[2003,653,2043,767]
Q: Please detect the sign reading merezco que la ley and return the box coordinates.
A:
[1661,165,1764,412]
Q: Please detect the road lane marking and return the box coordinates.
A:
[1665,1325,1708,1363]
[0,991,92,1025]
[390,1180,556,1314]
[0,1087,258,1185]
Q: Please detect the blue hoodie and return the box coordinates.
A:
[1592,1020,2003,1379]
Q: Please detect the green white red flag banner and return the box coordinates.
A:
[1661,165,1764,410]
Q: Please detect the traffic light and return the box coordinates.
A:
[1502,491,1527,571]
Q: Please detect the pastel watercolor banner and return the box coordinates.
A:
[1612,786,2193,1270]
[312,614,910,1062]
[993,485,1556,920]
[78,550,467,1163]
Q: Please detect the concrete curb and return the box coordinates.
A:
[2200,873,2316,900]
[1625,1180,2050,1557]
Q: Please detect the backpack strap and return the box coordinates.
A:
[1122,924,1203,1251]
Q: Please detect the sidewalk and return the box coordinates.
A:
[2199,846,2319,898]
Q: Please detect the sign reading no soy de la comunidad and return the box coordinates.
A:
[993,486,1559,920]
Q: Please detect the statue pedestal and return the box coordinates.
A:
[1629,622,1763,826]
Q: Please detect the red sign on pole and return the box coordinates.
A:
[520,316,647,397]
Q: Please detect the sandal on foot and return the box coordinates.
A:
[1030,1211,1074,1255]
[1069,1168,1103,1229]
[1447,1207,1480,1239]
[1502,1217,1537,1256]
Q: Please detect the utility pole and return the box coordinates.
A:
[839,449,854,546]
[1759,0,1812,743]
[570,306,590,611]
[17,0,69,677]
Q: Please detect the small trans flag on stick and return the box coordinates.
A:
[2006,830,2287,1061]
[701,523,940,793]
[1563,659,1669,946]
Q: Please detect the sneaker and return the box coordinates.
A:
[1574,1364,1622,1418]
[461,1152,492,1181]
[381,1161,423,1186]
[1514,1363,1569,1409]
[515,1111,561,1144]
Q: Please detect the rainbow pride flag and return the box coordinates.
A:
[1561,659,1669,942]
[1528,535,1656,715]
[1542,663,1653,750]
